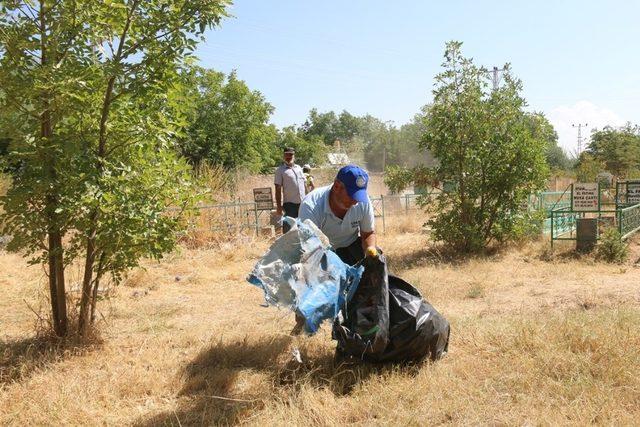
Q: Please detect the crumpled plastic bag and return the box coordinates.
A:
[247,217,364,334]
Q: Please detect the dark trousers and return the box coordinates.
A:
[335,236,365,266]
[282,202,300,234]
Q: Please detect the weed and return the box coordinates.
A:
[596,228,629,264]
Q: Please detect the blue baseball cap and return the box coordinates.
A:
[336,165,369,203]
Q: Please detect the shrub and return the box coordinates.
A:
[421,42,549,253]
[596,228,628,263]
[384,165,414,194]
[509,210,546,242]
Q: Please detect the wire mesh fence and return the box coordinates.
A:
[184,193,428,237]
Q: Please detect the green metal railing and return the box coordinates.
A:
[550,206,581,246]
[615,180,640,208]
[529,191,572,216]
[618,203,640,240]
[550,203,640,247]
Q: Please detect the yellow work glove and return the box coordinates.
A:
[366,246,378,258]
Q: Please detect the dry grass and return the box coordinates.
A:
[179,208,263,249]
[0,174,8,196]
[0,174,8,225]
[181,164,274,248]
[381,212,427,235]
[196,164,233,204]
[2,225,640,425]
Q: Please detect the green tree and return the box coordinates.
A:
[299,109,371,146]
[574,152,605,182]
[360,111,436,172]
[179,67,279,173]
[421,41,549,252]
[393,112,437,169]
[384,165,416,194]
[276,126,327,166]
[300,109,340,145]
[0,110,29,170]
[298,108,437,172]
[587,124,640,178]
[0,113,11,158]
[525,112,571,171]
[0,136,9,159]
[0,0,230,337]
[362,118,393,171]
[336,110,362,142]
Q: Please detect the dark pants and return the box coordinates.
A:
[335,236,365,266]
[282,202,300,234]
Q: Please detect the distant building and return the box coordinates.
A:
[327,152,350,165]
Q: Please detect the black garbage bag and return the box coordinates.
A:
[333,255,450,363]
[332,255,390,356]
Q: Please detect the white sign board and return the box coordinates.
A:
[572,183,599,211]
[628,181,640,204]
[253,187,273,211]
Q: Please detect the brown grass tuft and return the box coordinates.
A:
[465,281,485,299]
[0,175,8,196]
[382,213,425,235]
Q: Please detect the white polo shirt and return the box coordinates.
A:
[274,163,305,204]
[299,185,375,249]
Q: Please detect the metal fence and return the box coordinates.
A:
[369,193,430,232]
[549,203,640,247]
[188,193,428,235]
[529,191,572,215]
[619,203,640,240]
[188,201,273,234]
[187,189,640,242]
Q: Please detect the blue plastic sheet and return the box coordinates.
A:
[247,217,363,334]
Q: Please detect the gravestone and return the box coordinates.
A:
[576,218,597,253]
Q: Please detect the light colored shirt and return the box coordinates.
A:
[304,173,314,187]
[299,185,375,249]
[274,163,305,204]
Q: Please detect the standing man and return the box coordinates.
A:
[274,147,306,234]
[299,164,378,265]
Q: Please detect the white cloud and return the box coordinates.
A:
[547,101,625,157]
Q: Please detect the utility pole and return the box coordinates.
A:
[382,144,386,172]
[382,120,394,172]
[489,66,507,90]
[572,123,588,155]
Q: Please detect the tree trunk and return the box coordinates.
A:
[40,0,67,337]
[50,231,67,336]
[79,4,136,334]
[43,121,67,336]
[77,225,96,335]
[46,237,64,336]
[90,253,106,324]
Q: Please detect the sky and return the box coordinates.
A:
[196,0,640,155]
